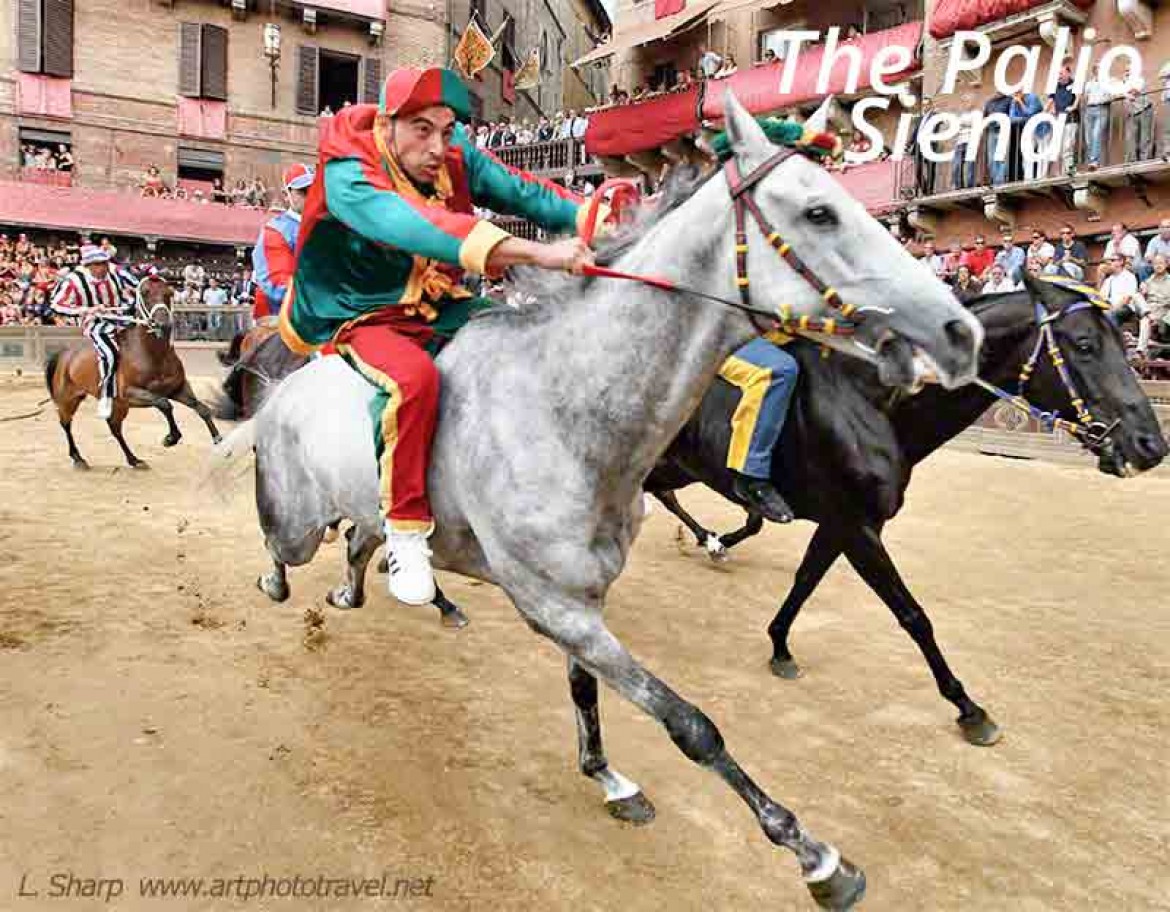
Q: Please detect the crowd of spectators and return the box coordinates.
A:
[20,142,74,173]
[910,59,1170,195]
[911,220,1170,354]
[140,166,274,208]
[472,110,590,149]
[0,232,79,327]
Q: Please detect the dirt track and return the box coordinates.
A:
[1,378,1168,911]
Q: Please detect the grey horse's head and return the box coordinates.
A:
[719,92,982,389]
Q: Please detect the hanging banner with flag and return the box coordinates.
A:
[452,18,494,77]
[514,48,541,91]
[488,15,510,48]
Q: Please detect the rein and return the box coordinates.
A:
[578,152,860,340]
[972,282,1119,451]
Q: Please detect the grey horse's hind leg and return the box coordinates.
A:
[326,524,380,610]
[568,656,654,824]
[171,381,221,444]
[519,598,864,909]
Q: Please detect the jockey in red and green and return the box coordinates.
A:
[280,66,596,606]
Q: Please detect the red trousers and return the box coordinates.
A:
[334,314,439,534]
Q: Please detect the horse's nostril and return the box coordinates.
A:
[943,318,976,354]
[1135,432,1169,463]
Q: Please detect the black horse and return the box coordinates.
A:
[645,275,1167,745]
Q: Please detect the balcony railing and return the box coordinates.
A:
[491,138,594,176]
[895,89,1170,201]
[19,167,72,187]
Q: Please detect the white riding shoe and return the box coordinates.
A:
[384,527,436,606]
[96,397,113,420]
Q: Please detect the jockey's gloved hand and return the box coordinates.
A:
[538,237,595,276]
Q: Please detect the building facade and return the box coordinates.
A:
[447,0,610,124]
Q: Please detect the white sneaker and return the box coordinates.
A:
[384,527,436,606]
[97,397,113,420]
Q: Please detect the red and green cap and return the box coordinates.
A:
[379,67,472,123]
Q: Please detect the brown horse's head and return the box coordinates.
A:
[137,276,174,341]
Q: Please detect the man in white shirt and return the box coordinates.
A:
[1144,218,1170,264]
[1101,254,1141,324]
[1081,70,1119,168]
[982,263,1020,294]
[202,277,228,334]
[697,45,724,80]
[1027,229,1056,269]
[1104,222,1145,279]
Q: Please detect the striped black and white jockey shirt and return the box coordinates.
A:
[50,264,140,332]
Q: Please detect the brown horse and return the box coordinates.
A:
[44,277,221,469]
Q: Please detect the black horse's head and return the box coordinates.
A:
[1020,273,1166,476]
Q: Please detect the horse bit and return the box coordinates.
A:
[973,284,1120,453]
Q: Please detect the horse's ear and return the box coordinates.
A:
[804,95,835,134]
[1022,271,1063,308]
[722,90,770,164]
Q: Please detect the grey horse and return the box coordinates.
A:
[212,95,982,909]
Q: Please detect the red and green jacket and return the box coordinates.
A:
[279,104,588,353]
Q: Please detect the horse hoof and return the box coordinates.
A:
[606,791,655,825]
[131,460,150,471]
[376,556,389,574]
[770,657,802,680]
[958,710,1003,747]
[72,460,90,471]
[211,434,222,445]
[325,586,361,610]
[704,535,729,563]
[439,607,470,629]
[807,856,866,911]
[322,526,340,544]
[257,574,289,603]
[162,434,181,448]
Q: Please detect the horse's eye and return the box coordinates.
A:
[1074,338,1096,354]
[804,205,838,228]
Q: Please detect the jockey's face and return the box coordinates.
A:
[286,187,307,214]
[89,261,109,280]
[390,105,456,186]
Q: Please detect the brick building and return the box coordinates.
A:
[447,0,611,124]
[577,0,1170,262]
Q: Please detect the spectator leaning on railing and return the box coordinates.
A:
[1140,254,1170,350]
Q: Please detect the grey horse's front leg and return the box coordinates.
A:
[568,656,655,823]
[517,595,864,910]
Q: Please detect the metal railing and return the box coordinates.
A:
[171,305,251,343]
[491,138,592,175]
[18,167,72,187]
[894,89,1170,200]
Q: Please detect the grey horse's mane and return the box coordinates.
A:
[474,164,713,323]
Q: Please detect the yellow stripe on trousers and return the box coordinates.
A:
[718,354,772,472]
[336,343,403,520]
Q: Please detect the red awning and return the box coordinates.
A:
[702,21,923,120]
[0,181,269,246]
[929,0,1092,40]
[831,159,902,215]
[584,86,701,158]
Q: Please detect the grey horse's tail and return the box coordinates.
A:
[44,350,61,399]
[202,418,257,500]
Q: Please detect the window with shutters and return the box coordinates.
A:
[17,0,75,78]
[178,23,229,101]
[177,145,225,182]
[297,46,381,117]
